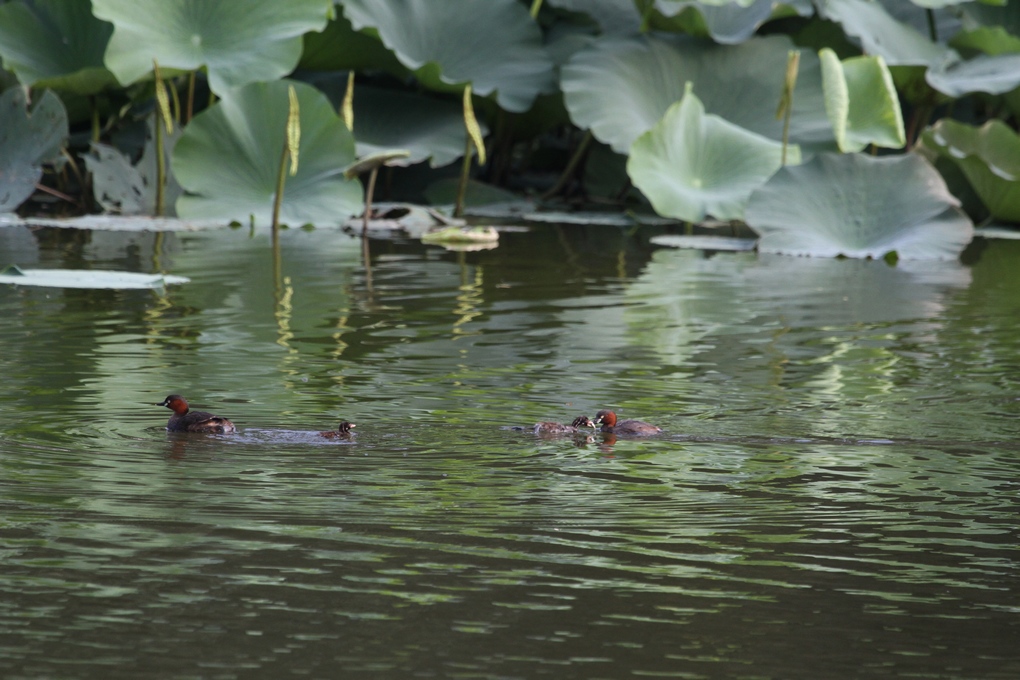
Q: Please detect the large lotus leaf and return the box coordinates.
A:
[0,0,116,95]
[627,87,795,222]
[951,27,1020,56]
[340,0,556,113]
[654,0,776,44]
[745,153,973,260]
[0,88,68,212]
[85,120,183,216]
[926,53,1020,97]
[819,0,950,67]
[561,33,835,155]
[547,0,643,35]
[91,0,333,94]
[172,80,362,227]
[299,11,409,75]
[920,119,1020,223]
[820,49,904,152]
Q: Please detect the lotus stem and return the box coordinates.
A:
[454,136,472,218]
[186,71,196,123]
[271,141,288,233]
[272,87,301,233]
[529,0,542,18]
[152,60,174,217]
[541,129,592,201]
[90,97,100,143]
[362,165,379,237]
[155,114,165,216]
[778,50,800,167]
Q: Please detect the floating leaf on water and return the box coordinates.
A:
[421,226,500,245]
[518,211,677,227]
[342,203,464,238]
[650,235,758,252]
[0,214,227,231]
[0,266,190,289]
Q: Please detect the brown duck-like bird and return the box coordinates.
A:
[594,410,661,436]
[528,415,596,434]
[156,395,236,434]
[319,421,356,438]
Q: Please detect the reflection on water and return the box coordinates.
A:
[1,224,1018,678]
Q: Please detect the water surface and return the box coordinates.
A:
[1,223,1018,678]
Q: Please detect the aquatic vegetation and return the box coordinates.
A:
[0,0,1016,257]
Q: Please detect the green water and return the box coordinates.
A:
[1,223,1018,678]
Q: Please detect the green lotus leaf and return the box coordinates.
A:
[340,0,556,113]
[920,119,1020,223]
[745,153,973,260]
[91,0,333,94]
[926,53,1020,98]
[654,0,776,44]
[0,88,68,212]
[84,119,182,216]
[819,0,950,67]
[172,80,362,227]
[820,49,905,153]
[561,34,834,155]
[299,11,409,75]
[0,0,116,94]
[951,27,1020,57]
[627,86,796,222]
[547,0,643,35]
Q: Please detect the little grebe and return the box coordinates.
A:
[594,410,661,436]
[529,416,595,434]
[156,395,236,434]
[319,421,356,438]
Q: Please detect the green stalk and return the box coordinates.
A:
[454,136,472,219]
[777,50,800,167]
[362,166,378,237]
[155,112,165,216]
[90,97,100,142]
[541,130,592,201]
[186,71,196,123]
[271,142,288,233]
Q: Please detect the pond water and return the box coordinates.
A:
[0,222,1018,679]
